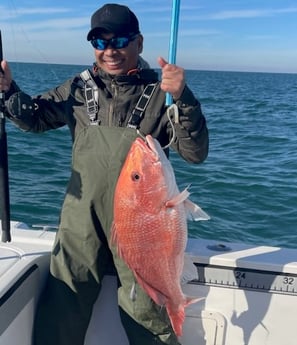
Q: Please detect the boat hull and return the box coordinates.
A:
[1,221,297,344]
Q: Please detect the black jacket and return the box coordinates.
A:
[6,65,209,163]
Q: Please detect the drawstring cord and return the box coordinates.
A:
[136,103,178,150]
[162,104,177,149]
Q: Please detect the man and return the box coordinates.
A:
[0,3,208,345]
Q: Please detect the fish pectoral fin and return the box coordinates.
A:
[184,199,210,221]
[165,188,210,221]
[165,188,190,208]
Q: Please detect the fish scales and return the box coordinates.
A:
[111,135,208,336]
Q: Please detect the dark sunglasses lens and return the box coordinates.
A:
[91,39,107,50]
[91,36,134,50]
[111,37,129,49]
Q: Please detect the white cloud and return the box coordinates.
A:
[202,7,297,20]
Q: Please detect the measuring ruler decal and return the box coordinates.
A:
[190,263,297,296]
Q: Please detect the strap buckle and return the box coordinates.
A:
[80,70,99,125]
[127,83,157,129]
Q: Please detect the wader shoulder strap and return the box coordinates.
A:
[80,69,157,128]
[127,83,158,129]
[80,69,99,125]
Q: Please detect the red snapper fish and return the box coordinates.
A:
[111,135,209,337]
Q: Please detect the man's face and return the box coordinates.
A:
[94,32,143,75]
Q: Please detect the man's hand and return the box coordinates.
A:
[0,61,12,92]
[158,56,185,100]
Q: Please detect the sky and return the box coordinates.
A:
[1,0,297,73]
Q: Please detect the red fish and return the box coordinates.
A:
[111,135,209,336]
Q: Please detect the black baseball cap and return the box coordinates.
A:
[87,4,140,41]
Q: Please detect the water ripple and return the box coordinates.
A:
[5,64,297,249]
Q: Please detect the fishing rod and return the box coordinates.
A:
[166,0,181,106]
[0,30,11,242]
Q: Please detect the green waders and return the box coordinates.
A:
[33,126,180,345]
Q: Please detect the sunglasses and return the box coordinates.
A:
[91,34,138,50]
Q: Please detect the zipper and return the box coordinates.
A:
[109,79,118,127]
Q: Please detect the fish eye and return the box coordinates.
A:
[131,172,140,181]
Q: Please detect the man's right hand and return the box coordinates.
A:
[0,60,12,92]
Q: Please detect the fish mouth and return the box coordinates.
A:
[135,135,160,162]
[145,135,159,157]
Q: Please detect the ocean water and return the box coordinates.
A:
[3,62,297,249]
